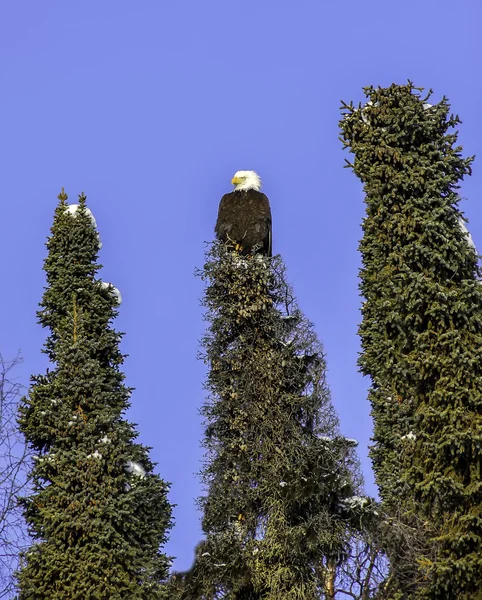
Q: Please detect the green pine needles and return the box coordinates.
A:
[340,83,482,598]
[16,190,172,599]
[170,243,371,599]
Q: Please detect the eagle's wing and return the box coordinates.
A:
[266,217,272,257]
[258,193,272,257]
[214,193,234,240]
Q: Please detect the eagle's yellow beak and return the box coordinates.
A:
[231,176,243,185]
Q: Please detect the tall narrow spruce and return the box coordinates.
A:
[172,244,369,599]
[17,191,172,599]
[340,83,482,598]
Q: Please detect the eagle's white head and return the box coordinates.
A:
[231,170,262,192]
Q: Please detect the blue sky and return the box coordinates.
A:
[1,1,481,572]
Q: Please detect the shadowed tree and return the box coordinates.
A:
[169,243,371,599]
[340,83,482,599]
[16,190,172,599]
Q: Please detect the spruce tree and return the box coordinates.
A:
[171,244,372,599]
[17,191,172,599]
[340,83,482,598]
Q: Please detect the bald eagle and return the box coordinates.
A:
[215,170,272,257]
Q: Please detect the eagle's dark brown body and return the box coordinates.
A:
[215,189,272,257]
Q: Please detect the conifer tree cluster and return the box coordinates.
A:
[169,244,373,599]
[5,81,481,600]
[17,192,172,599]
[340,83,482,598]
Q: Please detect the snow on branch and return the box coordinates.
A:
[65,204,103,249]
[124,460,146,479]
[99,281,122,305]
[65,204,98,229]
[458,217,477,252]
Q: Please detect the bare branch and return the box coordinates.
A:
[0,353,31,599]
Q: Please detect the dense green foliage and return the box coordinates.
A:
[170,244,370,599]
[340,83,482,598]
[16,192,172,599]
